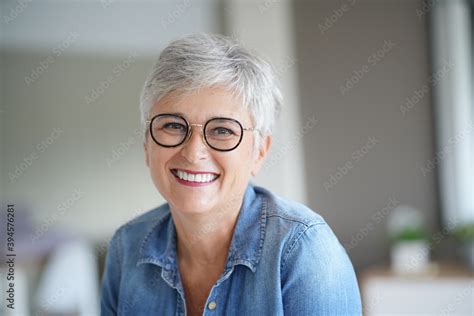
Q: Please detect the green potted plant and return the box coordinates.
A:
[388,205,429,274]
[453,222,474,270]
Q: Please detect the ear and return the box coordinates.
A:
[144,141,150,168]
[251,135,272,177]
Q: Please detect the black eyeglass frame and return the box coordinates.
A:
[145,113,258,152]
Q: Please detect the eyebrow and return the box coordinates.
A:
[167,111,186,117]
[156,112,242,122]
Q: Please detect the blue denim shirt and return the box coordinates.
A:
[101,185,362,315]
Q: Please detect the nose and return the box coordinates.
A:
[180,126,209,163]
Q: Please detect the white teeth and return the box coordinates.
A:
[174,170,217,183]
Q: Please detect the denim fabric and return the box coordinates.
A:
[101,185,362,315]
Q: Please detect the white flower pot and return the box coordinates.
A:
[391,240,429,274]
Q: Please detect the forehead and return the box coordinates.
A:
[150,86,251,122]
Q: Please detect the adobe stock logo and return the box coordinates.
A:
[24,32,80,86]
[318,0,357,35]
[8,128,64,182]
[339,40,396,96]
[323,136,379,191]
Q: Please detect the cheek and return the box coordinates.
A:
[241,140,257,168]
[147,146,171,174]
[223,151,255,179]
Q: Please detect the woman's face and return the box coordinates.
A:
[144,86,271,215]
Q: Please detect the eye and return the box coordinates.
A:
[212,127,235,135]
[163,123,186,131]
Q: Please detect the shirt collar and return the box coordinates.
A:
[137,184,267,273]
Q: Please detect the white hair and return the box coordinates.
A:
[139,33,282,149]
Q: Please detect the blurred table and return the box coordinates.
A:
[361,262,474,315]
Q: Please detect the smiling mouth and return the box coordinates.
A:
[170,169,220,183]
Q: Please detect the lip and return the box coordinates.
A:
[172,168,220,175]
[170,168,220,187]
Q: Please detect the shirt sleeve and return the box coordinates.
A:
[100,229,123,315]
[281,223,362,315]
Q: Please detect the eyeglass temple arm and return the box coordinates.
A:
[244,127,264,137]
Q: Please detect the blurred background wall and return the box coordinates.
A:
[294,0,438,270]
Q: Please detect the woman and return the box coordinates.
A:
[101,33,362,315]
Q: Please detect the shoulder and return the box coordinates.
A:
[111,203,171,246]
[253,185,335,262]
[253,185,351,269]
[254,185,326,227]
[252,187,361,313]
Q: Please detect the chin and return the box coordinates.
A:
[170,197,215,214]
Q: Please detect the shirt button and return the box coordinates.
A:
[207,301,217,310]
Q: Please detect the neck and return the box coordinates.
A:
[172,197,243,268]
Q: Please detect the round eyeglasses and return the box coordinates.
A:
[145,114,258,152]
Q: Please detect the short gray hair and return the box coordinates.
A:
[139,33,282,147]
